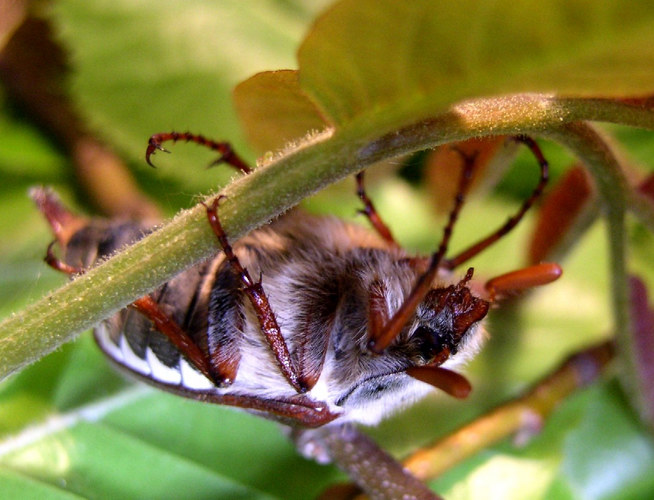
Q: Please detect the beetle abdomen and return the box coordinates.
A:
[60,218,217,391]
[94,260,217,391]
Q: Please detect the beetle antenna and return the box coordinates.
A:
[368,150,477,353]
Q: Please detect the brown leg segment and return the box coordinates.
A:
[119,364,339,427]
[444,135,549,269]
[31,187,89,248]
[204,196,306,393]
[355,172,397,245]
[45,241,84,275]
[130,296,217,383]
[146,131,252,174]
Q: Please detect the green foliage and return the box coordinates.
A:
[298,0,654,127]
[1,1,653,499]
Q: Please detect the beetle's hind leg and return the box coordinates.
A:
[44,241,84,275]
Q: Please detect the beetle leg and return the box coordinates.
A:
[367,280,391,343]
[444,136,549,269]
[355,171,397,245]
[146,131,252,174]
[31,187,89,249]
[204,196,306,393]
[44,241,85,275]
[129,296,217,383]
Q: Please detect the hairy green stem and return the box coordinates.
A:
[0,94,652,380]
[627,188,654,233]
[545,122,643,420]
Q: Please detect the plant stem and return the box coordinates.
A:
[402,341,614,481]
[543,122,645,419]
[0,94,652,380]
[627,188,654,233]
[297,425,441,500]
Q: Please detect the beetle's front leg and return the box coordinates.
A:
[204,196,307,393]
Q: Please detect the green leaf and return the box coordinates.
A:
[0,343,343,499]
[235,0,654,156]
[233,70,328,153]
[52,0,328,193]
[0,469,83,500]
[299,0,654,127]
[562,382,654,499]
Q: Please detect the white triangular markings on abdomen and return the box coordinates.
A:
[120,335,151,375]
[146,347,182,385]
[94,323,124,363]
[180,358,214,390]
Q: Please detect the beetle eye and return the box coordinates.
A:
[413,325,449,362]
